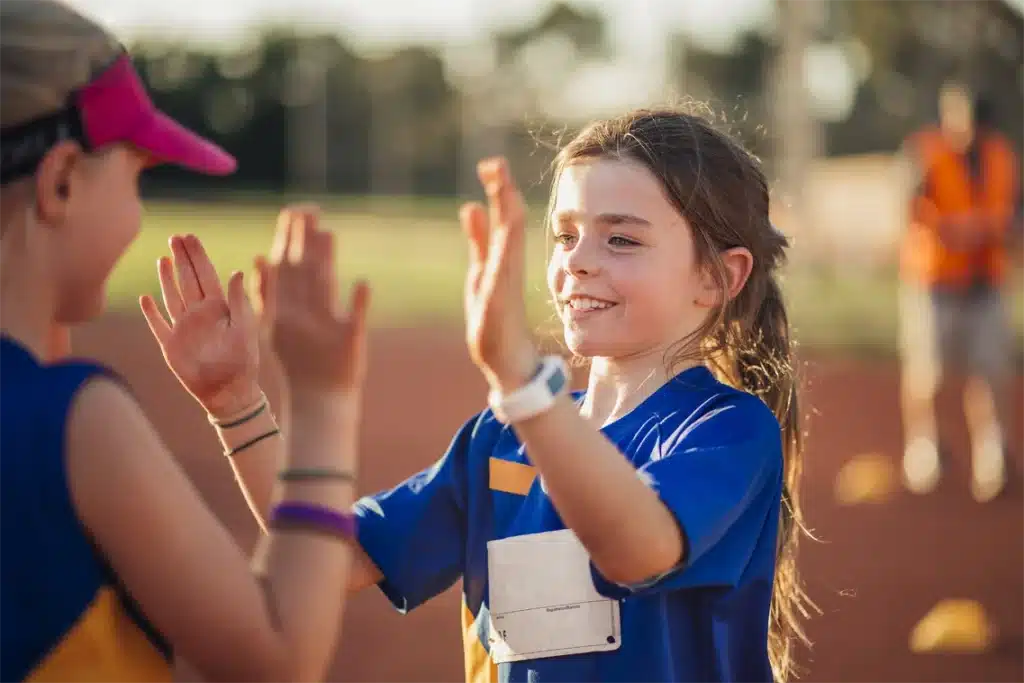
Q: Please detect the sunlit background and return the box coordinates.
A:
[64,0,1024,680]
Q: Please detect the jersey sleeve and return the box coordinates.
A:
[591,394,783,598]
[353,414,479,613]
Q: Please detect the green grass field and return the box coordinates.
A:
[112,199,1024,356]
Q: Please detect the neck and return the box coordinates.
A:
[0,235,59,363]
[579,347,700,426]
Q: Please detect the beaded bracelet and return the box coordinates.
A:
[269,502,357,541]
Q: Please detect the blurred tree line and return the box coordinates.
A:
[136,0,1023,198]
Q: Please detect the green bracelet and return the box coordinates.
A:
[278,467,356,483]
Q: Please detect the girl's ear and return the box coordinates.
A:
[34,140,83,227]
[720,247,754,301]
[694,247,753,308]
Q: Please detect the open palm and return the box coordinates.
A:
[460,157,538,392]
[140,234,261,418]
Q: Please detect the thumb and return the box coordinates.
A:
[460,202,489,294]
[460,202,489,266]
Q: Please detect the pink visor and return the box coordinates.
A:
[1,52,236,184]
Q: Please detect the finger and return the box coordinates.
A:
[310,228,339,313]
[477,157,526,285]
[348,280,372,331]
[287,210,314,265]
[157,256,186,324]
[171,235,205,306]
[345,279,372,376]
[460,202,489,266]
[460,202,489,294]
[250,255,269,316]
[256,257,278,326]
[225,271,254,326]
[182,234,226,302]
[269,208,294,265]
[140,294,172,346]
[477,157,525,252]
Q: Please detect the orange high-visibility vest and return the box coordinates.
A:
[901,126,1019,289]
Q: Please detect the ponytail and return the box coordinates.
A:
[732,276,813,682]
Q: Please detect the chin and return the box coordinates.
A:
[563,328,620,359]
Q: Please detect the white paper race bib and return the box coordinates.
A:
[486,529,622,663]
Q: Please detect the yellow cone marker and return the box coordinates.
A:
[909,599,996,654]
[835,452,896,505]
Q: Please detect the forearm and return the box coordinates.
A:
[216,388,384,590]
[214,398,283,532]
[253,390,361,681]
[510,394,683,585]
[214,347,292,531]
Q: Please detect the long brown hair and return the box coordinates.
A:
[551,108,813,681]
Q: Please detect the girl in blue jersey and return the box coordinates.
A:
[0,1,373,680]
[161,110,811,682]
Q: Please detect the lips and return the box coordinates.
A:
[562,295,618,318]
[567,297,615,311]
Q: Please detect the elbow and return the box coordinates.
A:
[188,653,292,683]
[239,648,297,683]
[263,651,300,683]
[592,533,684,588]
[266,642,338,683]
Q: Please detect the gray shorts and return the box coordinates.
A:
[899,284,1011,395]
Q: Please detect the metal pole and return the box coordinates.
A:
[773,0,824,240]
[287,40,328,196]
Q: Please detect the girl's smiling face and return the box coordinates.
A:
[547,157,713,361]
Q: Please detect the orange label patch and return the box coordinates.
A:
[489,458,537,496]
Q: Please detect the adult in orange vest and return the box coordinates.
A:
[899,83,1018,502]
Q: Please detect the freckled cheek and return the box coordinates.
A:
[605,258,663,303]
[546,256,564,300]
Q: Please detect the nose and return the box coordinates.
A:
[564,234,601,277]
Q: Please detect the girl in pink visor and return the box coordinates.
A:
[0,1,372,681]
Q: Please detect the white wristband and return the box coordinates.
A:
[488,355,570,424]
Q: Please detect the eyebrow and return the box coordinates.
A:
[551,210,652,227]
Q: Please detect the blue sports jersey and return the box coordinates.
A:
[356,364,782,683]
[0,336,172,682]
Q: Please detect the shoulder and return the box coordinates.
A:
[658,368,779,435]
[441,406,510,457]
[653,378,782,465]
[2,349,125,490]
[680,388,779,444]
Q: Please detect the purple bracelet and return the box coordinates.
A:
[270,502,357,540]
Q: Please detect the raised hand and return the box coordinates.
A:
[140,234,262,419]
[460,157,539,392]
[261,208,371,396]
